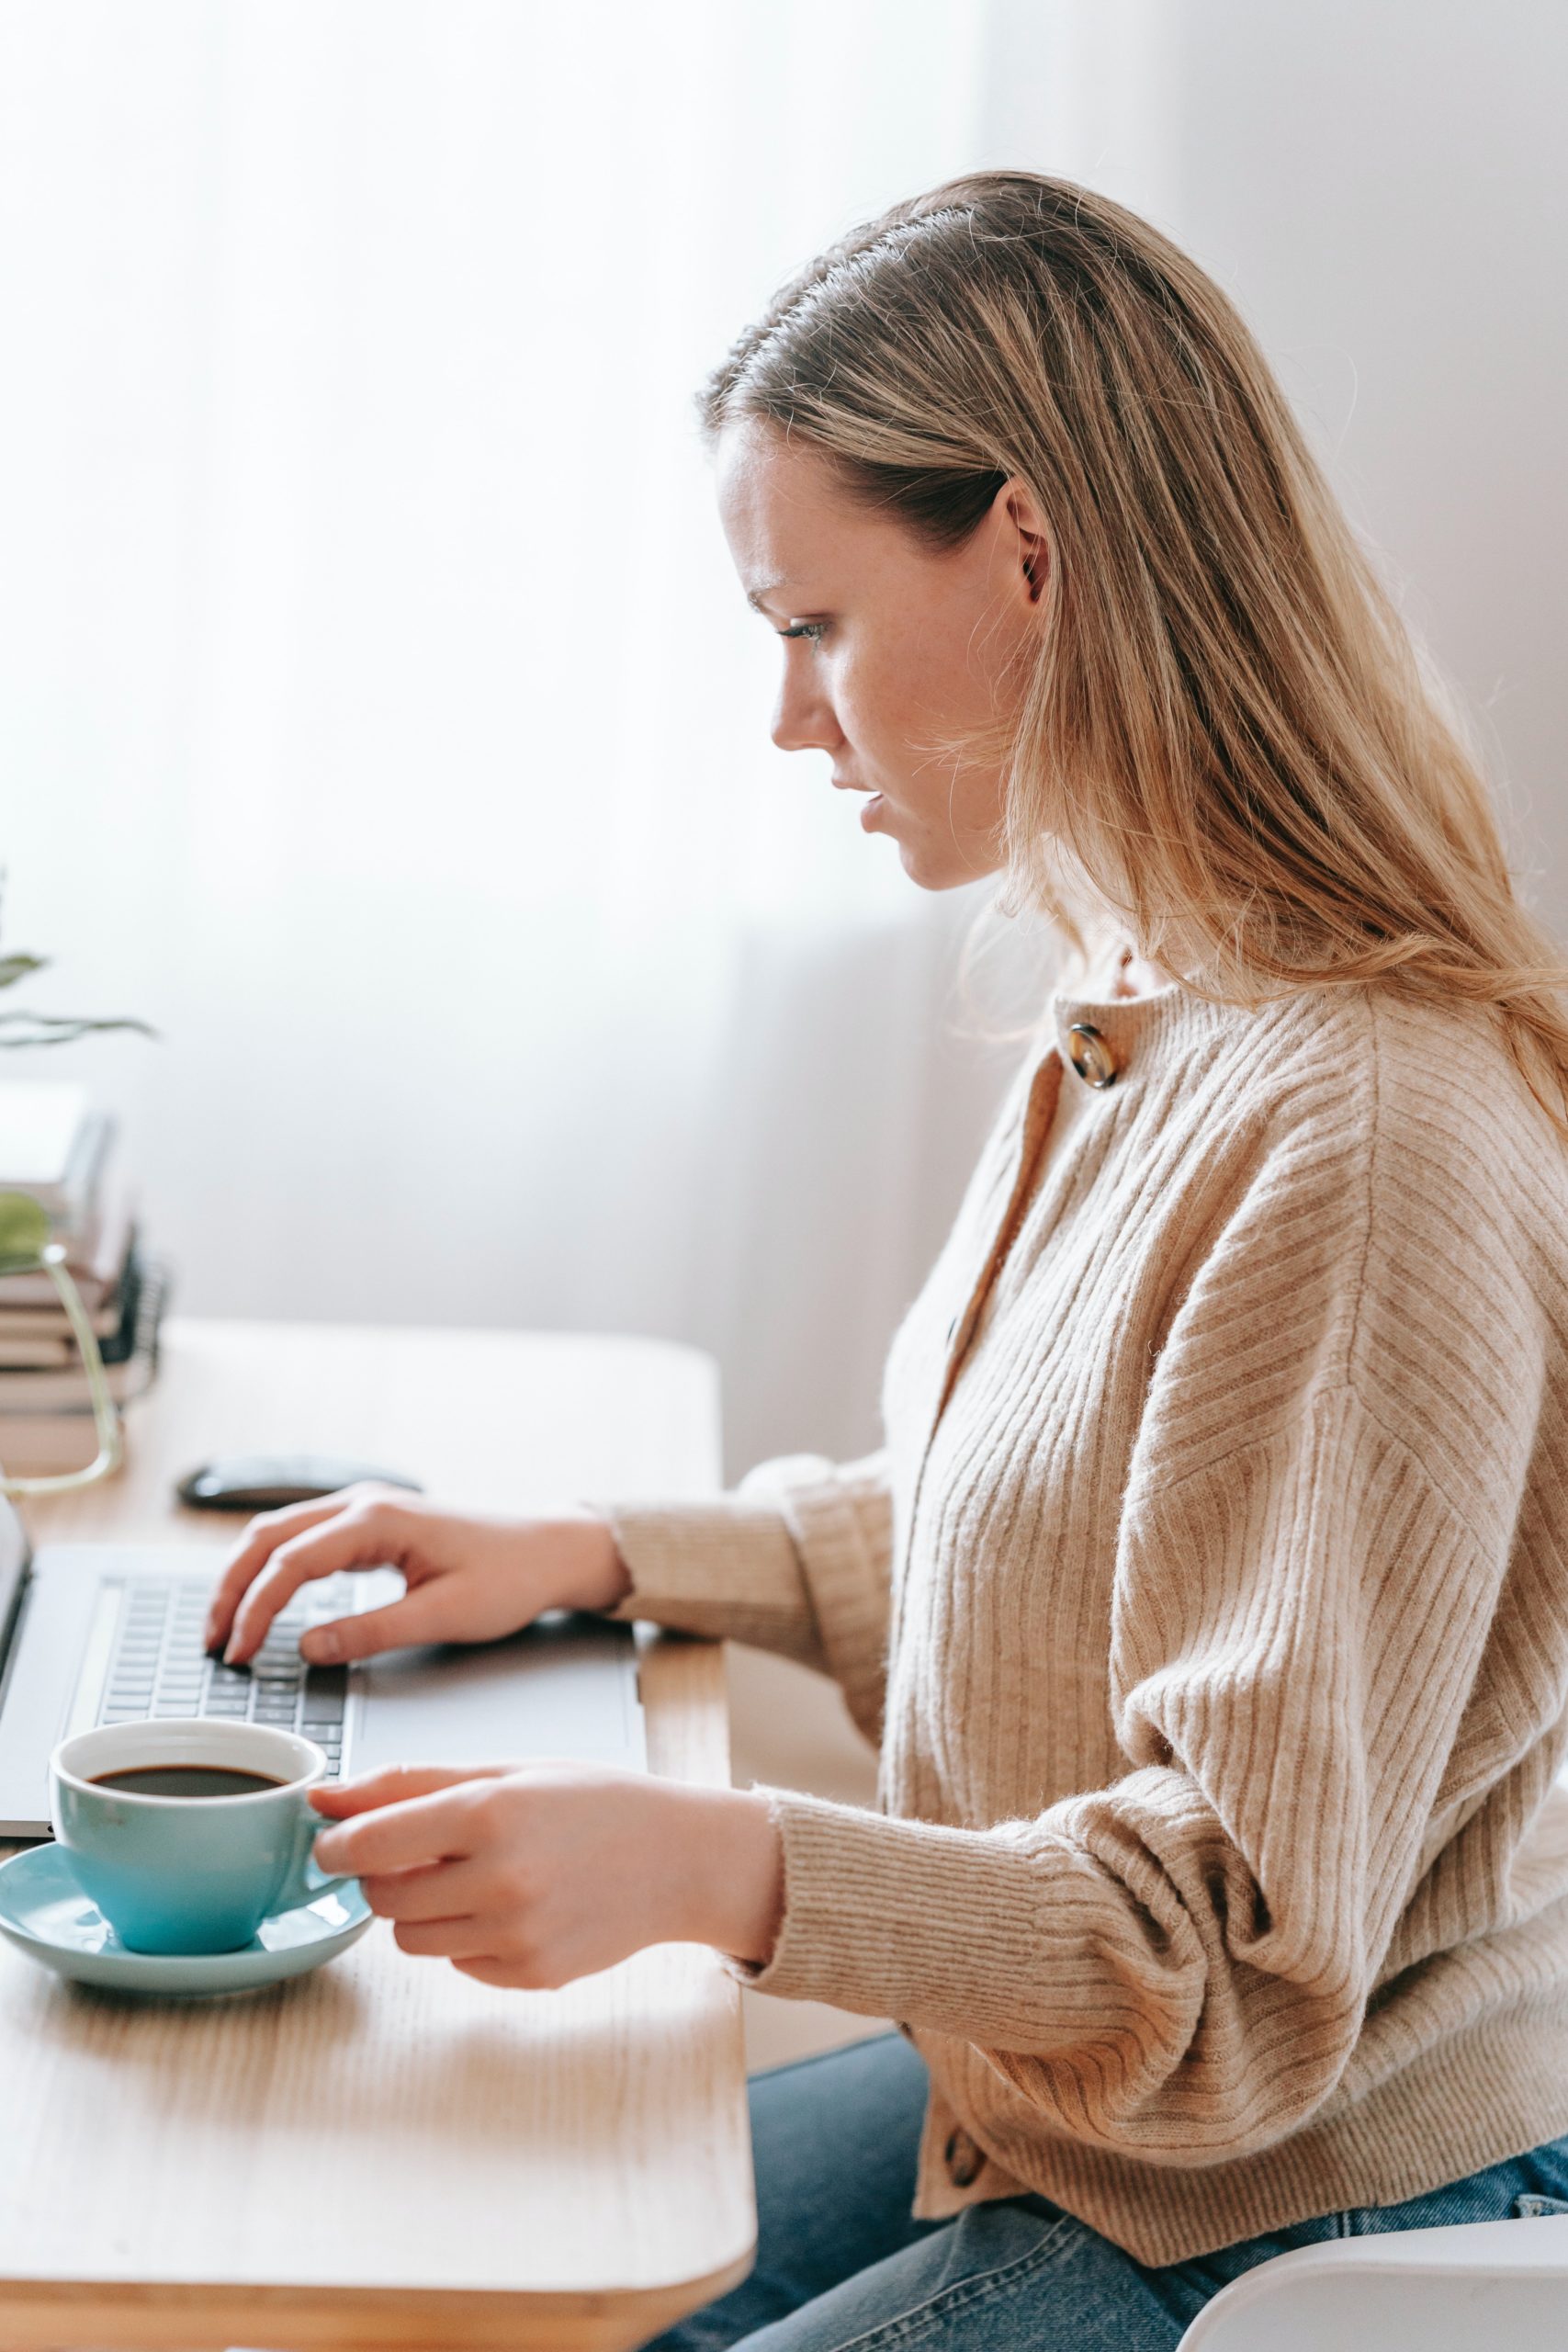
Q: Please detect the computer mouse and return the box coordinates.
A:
[175,1454,424,1512]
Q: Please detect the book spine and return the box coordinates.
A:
[0,1252,169,1411]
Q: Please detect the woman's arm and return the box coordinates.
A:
[594,1446,896,1739]
[203,1450,894,1722]
[310,1759,785,1987]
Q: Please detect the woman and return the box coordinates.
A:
[207,173,1568,2348]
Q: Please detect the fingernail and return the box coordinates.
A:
[306,1626,343,1665]
[222,1639,242,1665]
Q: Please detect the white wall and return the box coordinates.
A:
[0,4,1037,1491]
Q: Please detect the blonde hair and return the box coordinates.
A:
[700,170,1568,1125]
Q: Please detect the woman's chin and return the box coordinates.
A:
[865,804,981,891]
[894,836,980,892]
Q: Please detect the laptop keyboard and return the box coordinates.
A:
[96,1576,351,1777]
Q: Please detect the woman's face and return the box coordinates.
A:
[715,420,1050,890]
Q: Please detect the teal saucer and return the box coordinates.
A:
[0,1842,372,1995]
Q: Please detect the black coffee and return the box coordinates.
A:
[88,1765,287,1800]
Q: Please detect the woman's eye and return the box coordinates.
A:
[780,621,828,644]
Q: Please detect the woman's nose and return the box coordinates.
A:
[772,663,843,757]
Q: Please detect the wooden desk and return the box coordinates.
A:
[0,1318,754,2351]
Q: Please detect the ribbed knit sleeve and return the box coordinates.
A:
[594,1449,895,1737]
[742,1387,1497,2161]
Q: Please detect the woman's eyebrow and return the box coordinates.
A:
[745,581,788,614]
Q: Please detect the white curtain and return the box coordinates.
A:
[0,3,1164,1478]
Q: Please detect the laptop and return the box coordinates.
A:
[0,1498,646,1839]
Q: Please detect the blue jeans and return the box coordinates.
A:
[645,2031,1568,2351]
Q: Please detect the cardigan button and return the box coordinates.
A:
[944,2127,985,2188]
[1066,1023,1119,1089]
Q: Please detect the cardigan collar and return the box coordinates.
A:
[1046,977,1244,1091]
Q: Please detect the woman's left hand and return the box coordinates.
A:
[310,1761,784,1988]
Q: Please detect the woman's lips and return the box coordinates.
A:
[832,775,887,830]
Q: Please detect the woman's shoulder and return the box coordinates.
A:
[1233,985,1568,1229]
[1228,986,1568,1464]
[1142,985,1568,1515]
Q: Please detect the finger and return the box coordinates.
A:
[451,1956,523,1987]
[311,1779,499,1876]
[298,1580,459,1668]
[391,1916,495,1960]
[204,1498,350,1652]
[310,1762,502,1820]
[360,1859,491,1921]
[224,1504,405,1663]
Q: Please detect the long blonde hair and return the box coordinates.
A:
[700,170,1568,1125]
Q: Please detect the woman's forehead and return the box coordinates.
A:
[716,421,908,595]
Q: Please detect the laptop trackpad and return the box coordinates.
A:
[349,1613,647,1777]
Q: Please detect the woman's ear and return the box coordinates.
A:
[1003,481,1052,605]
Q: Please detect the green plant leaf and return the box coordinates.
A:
[0,866,155,1051]
[0,1190,51,1276]
[0,1012,159,1046]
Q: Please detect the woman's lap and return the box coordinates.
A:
[653,2030,942,2346]
[643,2032,1568,2352]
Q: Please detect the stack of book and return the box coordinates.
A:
[0,1082,170,1477]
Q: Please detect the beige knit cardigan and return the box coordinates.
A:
[600,980,1568,2264]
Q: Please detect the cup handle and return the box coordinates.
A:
[275,1804,355,1914]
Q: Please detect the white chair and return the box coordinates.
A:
[1177,2211,1568,2348]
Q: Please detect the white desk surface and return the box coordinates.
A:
[0,1317,752,2350]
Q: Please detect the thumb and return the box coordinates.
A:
[300,1581,457,1666]
[310,1761,507,1817]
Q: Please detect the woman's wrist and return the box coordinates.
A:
[547,1510,634,1614]
[672,1784,785,1965]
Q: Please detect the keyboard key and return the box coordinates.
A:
[102,1568,366,1748]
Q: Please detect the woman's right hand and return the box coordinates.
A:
[203,1484,631,1668]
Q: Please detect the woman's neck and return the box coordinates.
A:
[1113,943,1169,1000]
[1072,919,1171,1001]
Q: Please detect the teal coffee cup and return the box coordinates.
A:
[51,1718,354,1955]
